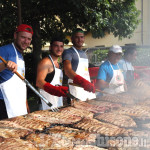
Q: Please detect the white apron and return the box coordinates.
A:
[40,55,63,110]
[0,43,27,118]
[104,61,125,94]
[68,47,96,101]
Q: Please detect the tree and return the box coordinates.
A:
[0,0,140,83]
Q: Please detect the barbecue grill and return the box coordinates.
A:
[1,79,150,149]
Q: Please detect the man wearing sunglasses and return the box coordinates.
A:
[97,45,125,95]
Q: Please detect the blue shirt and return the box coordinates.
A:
[62,47,87,72]
[0,43,24,99]
[97,60,120,83]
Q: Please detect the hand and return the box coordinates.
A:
[6,61,17,73]
[44,82,68,97]
[109,83,124,88]
[73,75,95,93]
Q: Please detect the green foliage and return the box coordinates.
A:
[92,47,150,66]
[133,47,150,66]
[0,0,141,86]
[93,49,109,62]
[0,0,140,46]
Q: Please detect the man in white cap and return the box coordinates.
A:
[96,45,125,95]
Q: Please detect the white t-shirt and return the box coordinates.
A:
[119,59,134,71]
[119,59,134,83]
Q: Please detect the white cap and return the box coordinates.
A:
[109,45,122,53]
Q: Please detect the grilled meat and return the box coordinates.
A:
[112,105,150,119]
[0,136,4,143]
[0,127,31,138]
[73,118,127,137]
[27,110,82,124]
[72,100,109,114]
[87,100,122,110]
[59,106,94,119]
[26,133,73,149]
[0,138,38,150]
[96,93,135,105]
[95,112,137,128]
[8,116,51,131]
[47,125,97,144]
[0,120,31,131]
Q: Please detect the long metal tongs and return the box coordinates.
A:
[0,56,59,112]
[69,82,109,95]
[66,91,80,101]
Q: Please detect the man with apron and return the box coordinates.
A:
[62,28,96,101]
[36,37,68,110]
[0,24,33,119]
[119,47,137,86]
[97,45,125,95]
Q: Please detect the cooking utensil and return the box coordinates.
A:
[0,56,59,112]
[66,91,80,101]
[69,82,109,95]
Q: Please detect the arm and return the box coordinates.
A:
[26,100,30,113]
[0,61,17,73]
[36,58,68,97]
[63,60,77,80]
[96,79,109,89]
[63,60,95,93]
[96,65,124,90]
[96,64,110,89]
[36,57,50,89]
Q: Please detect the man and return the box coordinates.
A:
[36,37,68,110]
[97,45,125,94]
[119,47,137,86]
[0,24,32,119]
[62,28,96,101]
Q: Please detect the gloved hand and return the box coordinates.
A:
[73,75,95,93]
[44,82,68,97]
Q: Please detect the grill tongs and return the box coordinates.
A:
[66,91,80,101]
[0,56,59,112]
[69,82,109,94]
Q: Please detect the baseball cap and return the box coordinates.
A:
[16,24,33,35]
[109,45,122,53]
